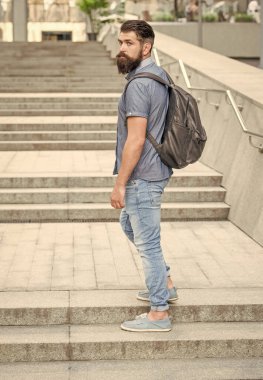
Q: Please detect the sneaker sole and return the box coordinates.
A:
[136,295,179,303]
[121,325,172,332]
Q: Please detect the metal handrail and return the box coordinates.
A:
[153,48,263,153]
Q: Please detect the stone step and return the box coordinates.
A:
[0,289,262,326]
[0,51,110,56]
[0,140,116,150]
[0,50,109,55]
[0,77,123,83]
[0,56,113,61]
[0,73,119,79]
[0,187,226,204]
[0,70,118,77]
[0,123,116,131]
[0,172,223,188]
[0,202,229,222]
[0,131,116,141]
[0,97,120,103]
[0,80,121,83]
[0,110,118,116]
[0,77,121,82]
[0,47,108,51]
[0,75,120,81]
[0,51,109,55]
[0,321,262,362]
[0,90,121,94]
[0,56,110,61]
[0,103,118,110]
[0,64,117,70]
[0,89,122,94]
[0,66,118,71]
[0,55,113,60]
[0,44,108,49]
[0,82,123,88]
[0,173,223,188]
[0,52,110,57]
[0,56,113,62]
[0,62,116,67]
[0,358,262,380]
[0,83,121,86]
[0,87,123,94]
[0,60,113,64]
[0,81,121,86]
[0,83,121,87]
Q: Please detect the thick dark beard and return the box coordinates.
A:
[116,50,143,74]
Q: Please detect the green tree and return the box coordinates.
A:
[76,0,109,33]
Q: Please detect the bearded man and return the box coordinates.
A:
[110,20,178,332]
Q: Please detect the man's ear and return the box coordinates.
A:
[142,42,152,57]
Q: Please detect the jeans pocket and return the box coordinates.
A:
[147,180,168,207]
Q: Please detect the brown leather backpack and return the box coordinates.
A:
[125,70,207,169]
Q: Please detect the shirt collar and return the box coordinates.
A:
[125,57,154,80]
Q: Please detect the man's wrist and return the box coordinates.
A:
[116,180,126,187]
[116,176,127,187]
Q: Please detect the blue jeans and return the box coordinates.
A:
[120,178,170,312]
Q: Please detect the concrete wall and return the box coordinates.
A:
[155,36,263,246]
[101,25,263,246]
[178,69,263,246]
[152,23,260,58]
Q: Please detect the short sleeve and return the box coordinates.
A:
[125,80,150,119]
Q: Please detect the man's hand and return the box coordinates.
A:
[110,183,126,209]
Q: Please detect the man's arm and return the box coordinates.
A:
[110,116,147,209]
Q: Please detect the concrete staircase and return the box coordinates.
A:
[0,42,124,93]
[0,42,123,151]
[0,41,262,379]
[0,170,229,222]
[0,96,119,117]
[0,117,117,150]
[0,41,230,222]
[0,289,262,374]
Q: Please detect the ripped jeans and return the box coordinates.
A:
[120,178,170,311]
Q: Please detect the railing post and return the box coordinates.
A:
[198,0,203,47]
[152,48,161,67]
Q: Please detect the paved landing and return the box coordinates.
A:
[0,150,215,175]
[0,220,262,291]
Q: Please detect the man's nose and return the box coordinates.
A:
[119,44,126,52]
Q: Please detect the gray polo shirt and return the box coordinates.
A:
[113,57,173,181]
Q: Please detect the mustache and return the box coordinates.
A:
[116,52,129,59]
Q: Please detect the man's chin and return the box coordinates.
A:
[117,66,129,74]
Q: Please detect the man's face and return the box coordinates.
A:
[116,31,143,74]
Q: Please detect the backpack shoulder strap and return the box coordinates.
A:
[124,71,174,93]
[123,71,172,147]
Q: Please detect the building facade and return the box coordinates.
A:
[0,0,88,41]
[0,0,250,42]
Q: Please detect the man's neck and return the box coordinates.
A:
[125,56,154,79]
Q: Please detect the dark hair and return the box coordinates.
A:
[120,20,155,50]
